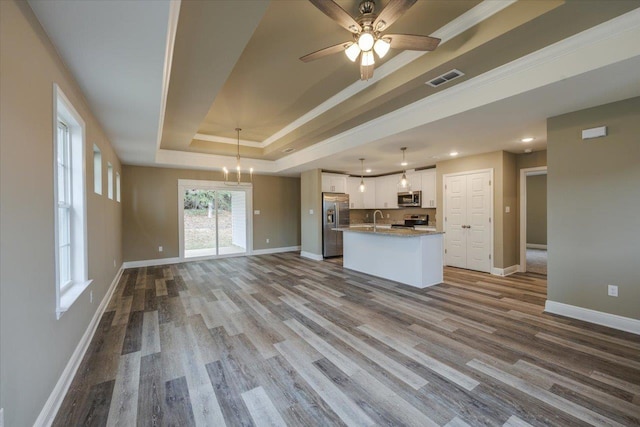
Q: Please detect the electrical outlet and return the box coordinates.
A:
[309,209,314,215]
[608,285,618,297]
[387,214,390,218]
[113,259,116,268]
[158,246,163,252]
[505,206,510,213]
[254,210,260,215]
[266,238,270,243]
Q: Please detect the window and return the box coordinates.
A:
[116,172,121,203]
[54,85,90,318]
[107,162,113,200]
[93,144,102,194]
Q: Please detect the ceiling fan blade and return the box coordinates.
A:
[309,0,361,33]
[386,34,441,51]
[373,0,417,31]
[360,63,374,81]
[300,41,352,62]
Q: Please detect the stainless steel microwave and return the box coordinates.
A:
[397,191,421,207]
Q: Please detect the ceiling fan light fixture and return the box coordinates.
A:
[345,42,361,62]
[361,50,375,66]
[373,38,390,58]
[358,31,375,51]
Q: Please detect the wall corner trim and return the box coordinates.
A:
[252,246,301,256]
[300,251,324,261]
[491,265,519,277]
[35,266,124,426]
[545,300,640,335]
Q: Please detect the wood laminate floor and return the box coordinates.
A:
[54,253,640,426]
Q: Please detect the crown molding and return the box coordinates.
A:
[193,133,264,148]
[155,0,181,151]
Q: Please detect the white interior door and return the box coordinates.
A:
[444,170,492,273]
[466,172,492,273]
[445,175,466,268]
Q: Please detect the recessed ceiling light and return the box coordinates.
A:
[524,148,532,153]
[450,151,459,157]
[365,168,372,173]
[400,161,408,166]
[521,137,534,143]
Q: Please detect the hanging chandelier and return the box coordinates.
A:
[223,128,253,186]
[359,158,366,192]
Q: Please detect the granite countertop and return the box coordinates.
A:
[335,226,444,237]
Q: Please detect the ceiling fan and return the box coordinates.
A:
[300,0,441,80]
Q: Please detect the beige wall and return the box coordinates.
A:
[0,1,123,425]
[436,151,517,269]
[122,166,300,261]
[526,174,547,245]
[300,169,323,256]
[547,97,640,320]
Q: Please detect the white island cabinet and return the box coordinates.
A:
[341,228,444,288]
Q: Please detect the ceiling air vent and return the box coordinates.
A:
[426,69,464,87]
[282,147,295,153]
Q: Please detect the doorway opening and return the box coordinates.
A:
[519,167,547,275]
[178,180,252,259]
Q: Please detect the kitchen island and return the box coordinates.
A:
[339,227,444,288]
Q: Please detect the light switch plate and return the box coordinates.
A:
[505,206,510,213]
[608,285,618,297]
[309,209,314,215]
[254,210,260,215]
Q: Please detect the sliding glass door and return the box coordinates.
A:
[179,181,251,259]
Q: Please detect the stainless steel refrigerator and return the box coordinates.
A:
[322,192,350,258]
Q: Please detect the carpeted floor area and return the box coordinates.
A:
[526,248,547,275]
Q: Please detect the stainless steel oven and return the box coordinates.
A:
[397,191,421,207]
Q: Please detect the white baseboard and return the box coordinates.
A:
[300,251,324,261]
[35,266,124,426]
[545,300,640,335]
[122,257,182,268]
[526,243,547,250]
[252,246,301,255]
[492,265,520,277]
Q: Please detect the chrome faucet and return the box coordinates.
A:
[373,210,383,230]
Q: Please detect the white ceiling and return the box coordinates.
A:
[28,1,640,177]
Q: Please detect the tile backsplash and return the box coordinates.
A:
[350,208,437,226]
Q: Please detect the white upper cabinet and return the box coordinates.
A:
[322,173,347,193]
[421,169,437,208]
[346,177,364,209]
[347,177,376,209]
[375,174,399,209]
[406,172,422,192]
[362,178,376,209]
